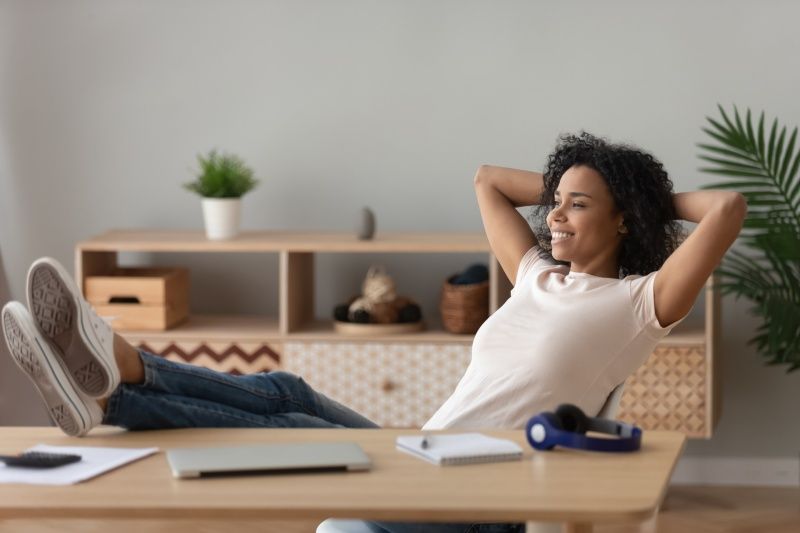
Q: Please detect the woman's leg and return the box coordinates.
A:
[13,257,373,435]
[104,336,378,429]
[103,385,350,430]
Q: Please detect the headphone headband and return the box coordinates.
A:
[525,404,642,453]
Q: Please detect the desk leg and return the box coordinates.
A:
[562,523,592,533]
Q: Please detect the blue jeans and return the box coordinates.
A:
[103,351,522,533]
[103,351,379,430]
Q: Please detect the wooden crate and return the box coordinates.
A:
[85,267,189,330]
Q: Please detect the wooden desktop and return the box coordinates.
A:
[0,427,685,533]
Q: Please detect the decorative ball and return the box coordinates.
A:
[333,304,350,322]
[352,309,371,323]
[398,303,422,323]
[370,301,399,324]
[450,263,489,285]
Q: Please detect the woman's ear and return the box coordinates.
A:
[615,212,628,235]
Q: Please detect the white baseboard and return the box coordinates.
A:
[670,456,799,487]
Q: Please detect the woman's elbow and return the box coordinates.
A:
[473,165,492,186]
[727,192,748,221]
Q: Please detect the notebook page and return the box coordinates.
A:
[396,433,523,465]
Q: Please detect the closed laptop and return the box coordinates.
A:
[166,441,371,479]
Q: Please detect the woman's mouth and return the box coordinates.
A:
[551,231,574,243]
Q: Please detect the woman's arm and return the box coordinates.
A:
[473,165,545,284]
[653,190,747,327]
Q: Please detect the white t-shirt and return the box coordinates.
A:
[423,245,687,430]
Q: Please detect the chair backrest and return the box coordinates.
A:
[596,383,625,420]
[0,252,52,425]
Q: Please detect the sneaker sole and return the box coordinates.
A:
[27,261,116,397]
[2,304,94,437]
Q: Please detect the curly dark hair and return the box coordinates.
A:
[529,131,683,277]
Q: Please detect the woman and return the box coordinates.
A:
[2,132,746,533]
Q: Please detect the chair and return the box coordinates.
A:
[596,381,625,419]
[317,520,374,533]
[0,250,51,425]
[317,384,627,533]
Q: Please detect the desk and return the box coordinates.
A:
[0,427,685,532]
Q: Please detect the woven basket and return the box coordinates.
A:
[439,276,489,334]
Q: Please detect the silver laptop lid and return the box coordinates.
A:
[166,442,371,479]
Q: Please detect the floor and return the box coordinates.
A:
[0,485,797,533]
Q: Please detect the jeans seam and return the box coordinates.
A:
[140,351,159,388]
[102,388,122,423]
[155,395,269,425]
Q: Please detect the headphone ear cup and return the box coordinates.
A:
[540,412,563,430]
[526,412,562,450]
[555,404,589,434]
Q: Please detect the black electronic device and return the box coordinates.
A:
[0,451,82,468]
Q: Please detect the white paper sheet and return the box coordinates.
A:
[0,443,158,485]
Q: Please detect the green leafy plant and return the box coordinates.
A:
[184,149,259,198]
[698,104,800,373]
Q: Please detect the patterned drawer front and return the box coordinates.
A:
[618,345,708,437]
[283,342,471,428]
[132,339,282,375]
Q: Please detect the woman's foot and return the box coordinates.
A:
[26,257,121,397]
[2,302,103,437]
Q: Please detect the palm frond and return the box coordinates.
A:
[699,105,800,373]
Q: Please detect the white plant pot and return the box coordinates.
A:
[201,198,241,240]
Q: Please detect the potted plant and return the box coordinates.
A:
[698,105,800,372]
[184,149,259,240]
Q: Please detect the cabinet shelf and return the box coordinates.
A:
[289,320,475,344]
[118,313,706,347]
[77,230,491,253]
[117,314,281,342]
[118,315,476,344]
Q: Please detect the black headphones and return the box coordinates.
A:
[525,403,642,452]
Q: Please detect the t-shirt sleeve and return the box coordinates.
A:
[629,271,689,338]
[513,245,553,289]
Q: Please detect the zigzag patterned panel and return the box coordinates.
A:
[135,341,281,375]
[282,342,472,428]
[618,345,708,437]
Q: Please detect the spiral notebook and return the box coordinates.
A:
[396,433,523,466]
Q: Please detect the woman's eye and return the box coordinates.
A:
[573,203,584,208]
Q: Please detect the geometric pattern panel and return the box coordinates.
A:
[618,345,708,438]
[282,342,472,429]
[134,340,282,375]
[129,338,709,436]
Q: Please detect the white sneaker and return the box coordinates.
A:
[2,302,103,437]
[26,257,120,398]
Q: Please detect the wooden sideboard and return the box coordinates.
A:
[77,230,721,438]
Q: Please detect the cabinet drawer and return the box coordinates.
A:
[283,342,471,428]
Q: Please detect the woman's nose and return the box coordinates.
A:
[549,205,565,222]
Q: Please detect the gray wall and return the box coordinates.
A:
[1,1,798,458]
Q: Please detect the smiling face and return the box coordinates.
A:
[545,165,626,277]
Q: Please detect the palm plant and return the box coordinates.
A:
[698,105,800,373]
